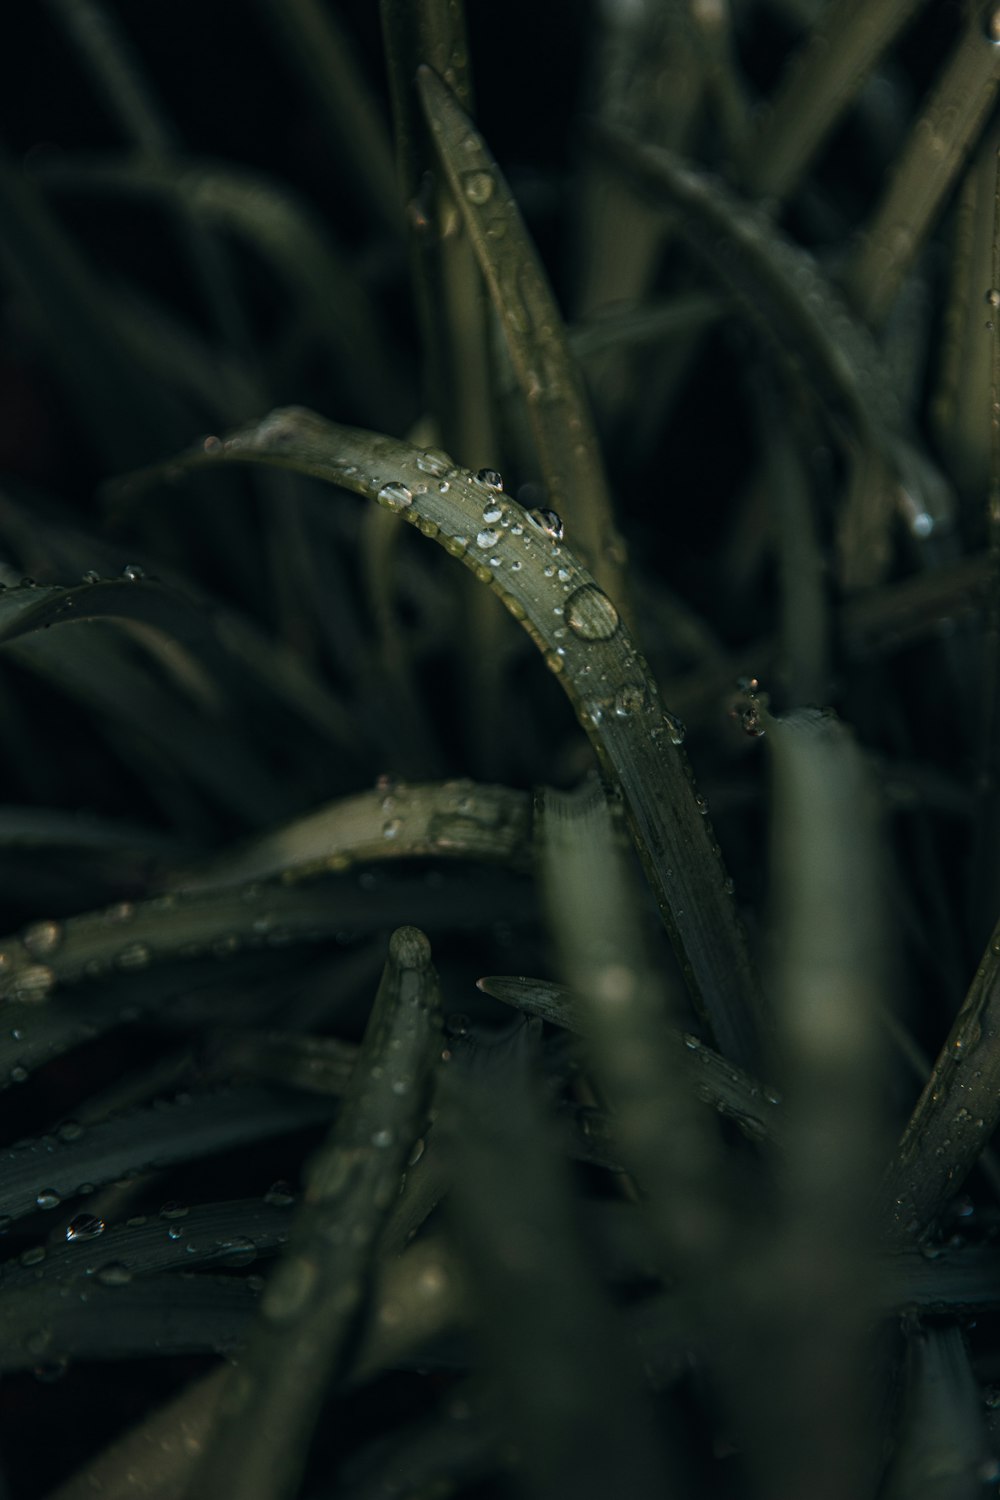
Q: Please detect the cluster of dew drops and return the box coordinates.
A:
[372,451,690,744]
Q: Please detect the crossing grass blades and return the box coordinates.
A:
[1,1,1000,1496]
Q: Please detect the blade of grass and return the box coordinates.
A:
[436,1014,677,1500]
[187,926,442,1500]
[0,1276,261,1375]
[252,0,400,238]
[881,907,1000,1247]
[538,777,738,1288]
[1,1196,295,1290]
[164,780,533,892]
[34,152,409,430]
[845,8,1000,329]
[882,1326,991,1500]
[745,0,926,203]
[933,117,1000,499]
[0,1083,334,1227]
[741,707,890,1500]
[593,125,955,587]
[118,406,769,1068]
[418,65,629,610]
[477,973,783,1144]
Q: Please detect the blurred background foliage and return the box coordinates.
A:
[0,1,999,1497]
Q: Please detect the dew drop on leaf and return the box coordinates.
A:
[565,584,620,641]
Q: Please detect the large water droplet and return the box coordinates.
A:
[565,585,620,641]
[22,921,62,960]
[462,169,495,204]
[36,1189,61,1211]
[11,965,55,1003]
[525,507,563,540]
[122,563,145,582]
[614,682,648,719]
[416,448,452,477]
[264,1180,296,1206]
[377,481,413,511]
[476,527,499,550]
[481,501,504,525]
[475,468,504,491]
[66,1213,105,1242]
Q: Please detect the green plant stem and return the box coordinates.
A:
[845,8,1000,328]
[187,927,443,1500]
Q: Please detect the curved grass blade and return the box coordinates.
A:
[1,1196,295,1290]
[187,926,442,1500]
[0,862,534,1004]
[252,0,400,237]
[594,126,954,586]
[34,153,409,430]
[165,780,533,892]
[845,10,1000,328]
[477,974,783,1144]
[882,907,1000,1247]
[567,293,724,363]
[117,406,767,1068]
[6,625,291,827]
[0,145,186,470]
[417,65,630,609]
[44,1235,464,1500]
[436,1017,676,1500]
[745,0,925,203]
[0,1084,334,1226]
[0,1275,260,1375]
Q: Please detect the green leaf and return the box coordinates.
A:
[116,406,768,1068]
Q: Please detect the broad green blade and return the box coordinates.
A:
[116,407,768,1068]
[418,65,629,610]
[166,780,533,891]
[187,927,442,1500]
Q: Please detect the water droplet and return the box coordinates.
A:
[20,1246,45,1266]
[371,1128,394,1148]
[66,1213,105,1242]
[264,1180,296,1206]
[481,502,504,525]
[122,563,145,582]
[614,682,648,718]
[565,585,620,642]
[475,468,504,490]
[116,942,151,971]
[10,1065,28,1084]
[11,965,55,1003]
[416,448,452,477]
[220,1236,257,1266]
[159,1201,189,1220]
[203,434,222,453]
[382,818,401,839]
[525,507,563,540]
[81,569,100,584]
[377,481,413,511]
[462,169,495,204]
[96,1261,132,1286]
[36,1189,61,1211]
[910,511,934,538]
[476,527,499,549]
[22,921,62,959]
